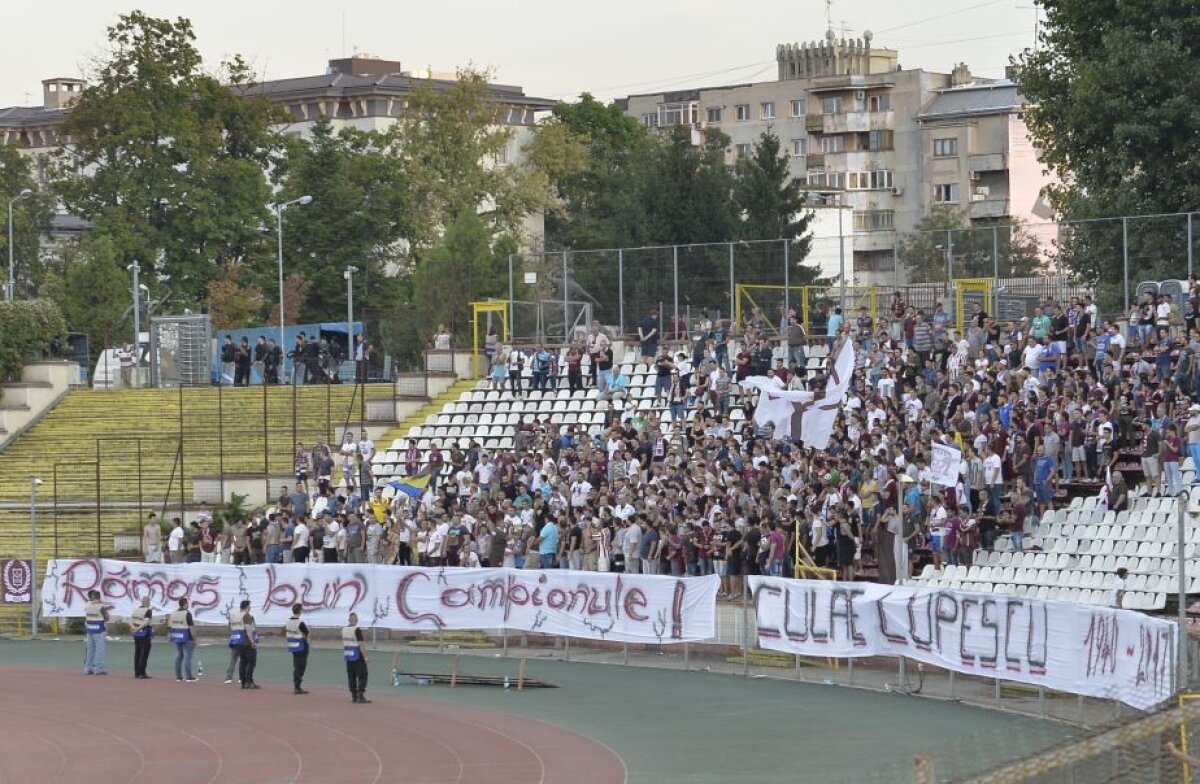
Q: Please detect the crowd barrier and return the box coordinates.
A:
[39,559,1184,714]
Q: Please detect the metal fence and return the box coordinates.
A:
[513,212,1200,340]
[22,383,389,560]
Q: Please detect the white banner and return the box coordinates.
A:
[750,577,1177,710]
[40,559,718,644]
[929,441,961,488]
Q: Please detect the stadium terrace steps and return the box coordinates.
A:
[373,379,480,458]
[0,384,395,559]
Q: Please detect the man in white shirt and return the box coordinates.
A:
[612,494,636,522]
[622,519,643,573]
[983,445,1004,519]
[902,392,923,423]
[473,455,495,491]
[292,519,311,562]
[1110,567,1128,608]
[1021,337,1044,372]
[357,431,375,463]
[167,519,185,564]
[570,475,592,509]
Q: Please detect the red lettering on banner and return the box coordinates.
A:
[61,559,222,610]
[623,588,647,621]
[396,571,445,628]
[262,567,364,613]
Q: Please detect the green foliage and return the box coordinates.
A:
[642,127,738,246]
[0,298,67,380]
[215,492,251,529]
[1016,0,1200,296]
[394,70,556,250]
[899,206,1045,283]
[272,119,412,323]
[534,94,657,250]
[0,146,54,298]
[37,235,127,354]
[414,210,507,342]
[734,130,817,283]
[52,11,281,309]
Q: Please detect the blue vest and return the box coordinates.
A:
[342,625,362,661]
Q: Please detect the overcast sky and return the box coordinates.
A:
[1,0,1038,108]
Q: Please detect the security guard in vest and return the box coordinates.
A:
[342,611,371,703]
[229,599,260,689]
[131,595,154,679]
[284,603,309,694]
[168,598,197,682]
[83,590,110,675]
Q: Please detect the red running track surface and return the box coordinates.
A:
[0,667,627,784]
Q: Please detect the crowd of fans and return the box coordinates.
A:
[149,283,1200,595]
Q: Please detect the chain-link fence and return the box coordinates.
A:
[0,383,394,561]
[513,212,1200,341]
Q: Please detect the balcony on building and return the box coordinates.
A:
[805,152,826,168]
[852,231,896,253]
[805,114,825,133]
[968,152,1008,173]
[969,198,1011,220]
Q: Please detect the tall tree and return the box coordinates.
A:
[641,127,737,246]
[900,205,1046,283]
[531,93,656,251]
[1016,0,1200,301]
[394,69,557,252]
[0,146,54,298]
[38,235,130,351]
[53,11,281,308]
[733,130,818,283]
[272,119,413,323]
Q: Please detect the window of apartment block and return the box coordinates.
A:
[661,104,685,126]
[791,99,806,117]
[706,106,722,123]
[735,143,752,158]
[760,102,775,120]
[791,138,806,156]
[933,183,960,203]
[854,210,895,231]
[868,94,891,112]
[642,113,659,128]
[869,170,894,189]
[735,104,750,121]
[933,137,958,157]
[821,96,843,114]
[821,135,845,153]
[868,130,894,151]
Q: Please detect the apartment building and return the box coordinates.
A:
[917,77,1052,230]
[0,57,554,243]
[617,32,1052,285]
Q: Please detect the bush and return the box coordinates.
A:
[0,299,67,381]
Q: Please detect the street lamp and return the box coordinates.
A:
[895,474,916,584]
[30,476,43,638]
[127,262,141,388]
[272,195,312,380]
[7,188,33,302]
[344,265,358,383]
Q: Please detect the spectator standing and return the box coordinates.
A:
[142,513,163,563]
[638,307,660,364]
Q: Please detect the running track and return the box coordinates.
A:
[0,667,627,784]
